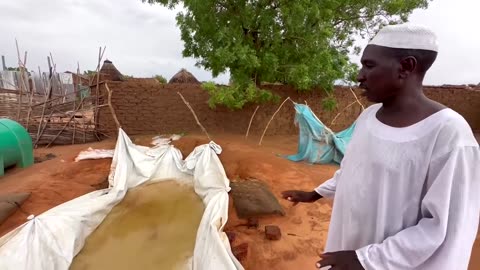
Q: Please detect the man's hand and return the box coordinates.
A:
[281,190,322,205]
[316,250,364,270]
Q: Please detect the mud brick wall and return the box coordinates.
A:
[97,79,480,136]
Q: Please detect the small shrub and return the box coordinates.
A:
[154,75,167,84]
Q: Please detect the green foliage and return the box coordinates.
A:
[144,0,430,109]
[83,70,97,76]
[6,67,20,71]
[202,81,279,110]
[154,74,167,84]
[322,96,337,111]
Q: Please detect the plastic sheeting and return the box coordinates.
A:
[74,147,114,162]
[0,71,17,90]
[287,104,356,164]
[0,129,243,270]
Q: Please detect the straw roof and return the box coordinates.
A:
[99,60,123,81]
[169,68,200,84]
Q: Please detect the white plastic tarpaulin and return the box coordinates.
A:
[0,129,243,270]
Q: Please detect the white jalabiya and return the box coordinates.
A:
[315,103,480,270]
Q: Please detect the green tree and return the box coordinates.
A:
[144,0,430,109]
[154,74,167,83]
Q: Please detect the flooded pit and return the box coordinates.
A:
[70,180,205,270]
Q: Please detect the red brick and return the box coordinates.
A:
[265,225,281,240]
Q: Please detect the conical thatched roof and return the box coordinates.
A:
[169,68,199,84]
[99,59,123,81]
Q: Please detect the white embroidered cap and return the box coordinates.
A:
[368,24,439,52]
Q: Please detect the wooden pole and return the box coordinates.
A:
[349,87,365,110]
[49,53,66,103]
[105,83,121,130]
[245,106,259,139]
[94,46,106,138]
[330,100,357,125]
[177,92,211,141]
[46,98,85,148]
[258,97,291,146]
[34,54,61,146]
[72,62,81,144]
[47,56,53,100]
[15,39,22,121]
[23,52,34,132]
[34,109,54,148]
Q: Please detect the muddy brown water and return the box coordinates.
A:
[70,180,204,270]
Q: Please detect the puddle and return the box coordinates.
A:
[70,180,204,270]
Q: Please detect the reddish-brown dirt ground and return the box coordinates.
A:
[0,133,478,269]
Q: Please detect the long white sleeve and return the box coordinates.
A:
[356,146,480,269]
[315,169,341,199]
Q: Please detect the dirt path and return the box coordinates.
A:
[0,133,478,269]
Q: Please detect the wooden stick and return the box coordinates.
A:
[49,53,66,102]
[349,87,365,110]
[77,62,87,143]
[23,51,33,131]
[72,62,81,144]
[177,92,211,141]
[258,97,291,146]
[15,39,22,121]
[330,100,358,125]
[34,109,54,148]
[245,106,259,138]
[94,46,106,137]
[47,56,53,100]
[23,51,28,68]
[15,39,22,66]
[105,83,121,130]
[46,98,85,148]
[25,84,34,131]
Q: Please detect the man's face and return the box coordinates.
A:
[357,45,402,103]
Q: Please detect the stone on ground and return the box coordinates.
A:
[230,179,285,219]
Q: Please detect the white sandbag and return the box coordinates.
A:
[0,129,243,270]
[75,147,114,162]
[74,133,179,162]
[151,134,182,146]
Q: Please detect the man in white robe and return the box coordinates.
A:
[282,24,480,270]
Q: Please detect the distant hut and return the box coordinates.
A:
[99,60,123,81]
[169,68,199,84]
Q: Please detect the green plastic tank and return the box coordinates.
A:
[0,119,34,176]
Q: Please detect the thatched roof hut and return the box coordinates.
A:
[169,68,199,84]
[99,60,123,81]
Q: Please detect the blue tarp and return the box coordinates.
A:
[286,104,356,164]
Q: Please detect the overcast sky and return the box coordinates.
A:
[0,0,478,85]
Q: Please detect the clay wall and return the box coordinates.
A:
[97,79,480,136]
